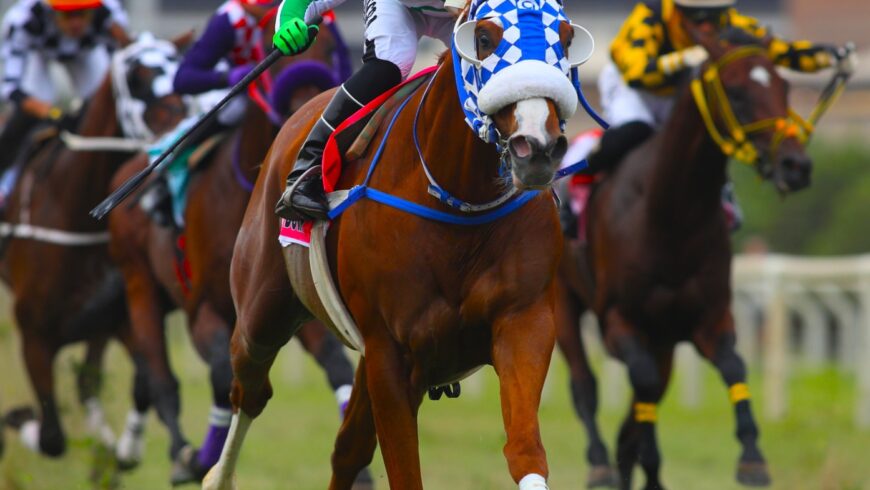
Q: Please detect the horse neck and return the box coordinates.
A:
[415,61,505,204]
[645,78,729,230]
[229,102,274,188]
[53,77,127,222]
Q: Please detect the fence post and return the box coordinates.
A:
[792,288,828,368]
[817,286,859,373]
[677,343,702,409]
[856,259,870,428]
[762,260,788,420]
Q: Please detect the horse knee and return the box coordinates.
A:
[229,376,273,419]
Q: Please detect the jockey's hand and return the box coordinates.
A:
[273,17,318,56]
[303,0,347,24]
[658,46,709,76]
[830,43,857,77]
[20,97,56,120]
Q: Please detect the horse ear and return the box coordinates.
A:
[171,29,197,53]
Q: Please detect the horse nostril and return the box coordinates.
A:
[549,135,568,161]
[509,136,533,159]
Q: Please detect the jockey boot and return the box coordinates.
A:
[586,121,654,173]
[275,59,402,221]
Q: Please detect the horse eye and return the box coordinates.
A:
[477,33,492,52]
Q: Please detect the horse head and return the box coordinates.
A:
[113,33,189,141]
[453,0,594,190]
[689,25,813,193]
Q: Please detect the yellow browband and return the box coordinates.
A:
[690,46,841,166]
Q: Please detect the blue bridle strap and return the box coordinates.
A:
[326,64,608,226]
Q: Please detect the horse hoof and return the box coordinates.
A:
[736,461,771,487]
[170,445,208,486]
[202,465,236,490]
[586,465,618,488]
[116,458,140,472]
[351,466,375,490]
[3,406,37,429]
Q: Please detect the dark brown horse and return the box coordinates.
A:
[106,19,365,485]
[0,37,187,459]
[555,27,819,490]
[202,10,595,489]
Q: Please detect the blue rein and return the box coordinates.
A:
[326,68,609,226]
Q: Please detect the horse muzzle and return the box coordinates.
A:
[774,150,812,193]
[508,133,568,189]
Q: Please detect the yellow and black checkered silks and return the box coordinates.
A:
[610,0,835,95]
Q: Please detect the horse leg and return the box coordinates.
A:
[492,305,556,489]
[362,336,425,490]
[329,358,377,490]
[202,272,302,490]
[123,272,189,461]
[180,303,234,483]
[78,337,118,450]
[296,321,355,413]
[606,311,673,490]
[554,276,614,488]
[13,334,64,457]
[693,313,770,487]
[114,325,153,470]
[297,321,374,488]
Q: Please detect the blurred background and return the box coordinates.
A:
[0,0,869,489]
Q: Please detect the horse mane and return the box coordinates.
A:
[437,49,451,66]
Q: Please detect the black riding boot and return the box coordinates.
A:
[275,59,402,221]
[586,121,654,173]
[0,109,41,176]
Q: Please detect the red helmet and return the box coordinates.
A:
[46,0,102,11]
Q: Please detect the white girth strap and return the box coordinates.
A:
[309,219,366,354]
[0,222,110,246]
[61,131,149,153]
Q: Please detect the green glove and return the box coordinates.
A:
[273,17,317,56]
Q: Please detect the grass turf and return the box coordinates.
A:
[0,315,867,490]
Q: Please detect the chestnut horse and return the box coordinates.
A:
[203,2,598,488]
[0,37,187,459]
[555,27,822,490]
[107,19,365,485]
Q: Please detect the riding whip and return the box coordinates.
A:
[90,28,317,220]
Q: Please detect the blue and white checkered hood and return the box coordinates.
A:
[452,0,590,143]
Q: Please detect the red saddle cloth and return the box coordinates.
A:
[321,66,438,193]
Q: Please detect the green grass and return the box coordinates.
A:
[0,316,867,490]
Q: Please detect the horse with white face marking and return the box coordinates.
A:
[205,1,595,488]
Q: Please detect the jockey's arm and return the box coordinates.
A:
[173,13,240,95]
[610,3,673,90]
[102,0,133,48]
[728,10,841,74]
[0,16,56,120]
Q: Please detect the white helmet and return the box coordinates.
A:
[674,0,736,7]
